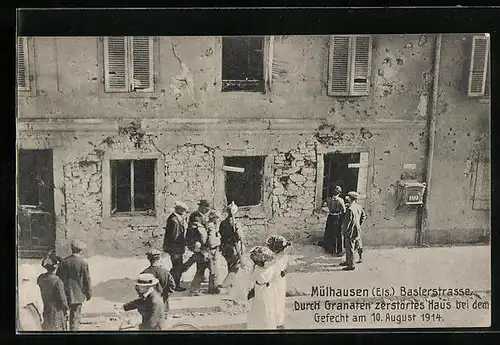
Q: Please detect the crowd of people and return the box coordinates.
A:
[322,186,367,271]
[17,199,292,331]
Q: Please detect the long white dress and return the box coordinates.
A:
[246,263,278,330]
[271,253,288,327]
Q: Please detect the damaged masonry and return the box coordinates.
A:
[17,34,490,258]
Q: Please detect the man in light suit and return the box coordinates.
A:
[56,240,92,331]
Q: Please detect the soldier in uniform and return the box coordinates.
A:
[323,185,346,256]
[141,249,176,315]
[123,273,165,331]
[162,201,189,292]
[340,192,367,271]
[219,202,245,289]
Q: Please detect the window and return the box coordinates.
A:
[222,36,271,92]
[17,37,30,91]
[104,36,154,93]
[224,156,265,207]
[327,35,372,97]
[468,35,490,97]
[110,159,156,215]
[472,160,490,210]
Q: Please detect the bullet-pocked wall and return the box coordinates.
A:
[17,34,488,257]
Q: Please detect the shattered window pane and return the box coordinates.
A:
[110,159,156,215]
[222,36,264,92]
[224,156,265,207]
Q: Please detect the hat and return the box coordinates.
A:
[333,186,342,194]
[347,191,359,200]
[266,235,290,254]
[174,201,188,210]
[71,239,87,251]
[146,249,162,259]
[198,199,212,208]
[135,273,159,287]
[227,201,238,215]
[41,256,60,270]
[19,264,37,281]
[249,246,275,264]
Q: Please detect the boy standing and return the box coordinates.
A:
[57,240,92,331]
[141,249,176,314]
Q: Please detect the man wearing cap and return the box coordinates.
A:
[123,273,165,331]
[186,199,212,250]
[323,186,346,256]
[56,240,92,331]
[340,192,367,271]
[163,201,189,292]
[141,249,176,313]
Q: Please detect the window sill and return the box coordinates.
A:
[99,91,157,99]
[103,214,161,227]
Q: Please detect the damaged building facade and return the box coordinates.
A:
[17,34,490,257]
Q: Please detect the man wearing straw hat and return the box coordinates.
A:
[340,192,367,271]
[123,273,165,331]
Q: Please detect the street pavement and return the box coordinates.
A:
[18,244,491,330]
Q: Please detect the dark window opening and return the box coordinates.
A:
[224,156,265,207]
[322,153,360,203]
[111,159,156,215]
[222,36,264,92]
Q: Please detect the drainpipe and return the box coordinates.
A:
[418,34,442,246]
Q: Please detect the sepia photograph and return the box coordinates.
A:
[16,27,491,331]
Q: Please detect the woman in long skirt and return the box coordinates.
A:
[37,256,69,331]
[246,246,277,330]
[266,235,291,329]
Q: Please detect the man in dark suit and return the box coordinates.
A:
[56,240,92,331]
[186,199,212,251]
[163,201,189,292]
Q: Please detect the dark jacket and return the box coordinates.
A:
[123,290,165,331]
[219,217,244,250]
[140,265,176,301]
[37,272,69,331]
[186,210,209,249]
[57,254,92,304]
[163,213,186,255]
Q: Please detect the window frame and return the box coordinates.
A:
[214,151,272,218]
[102,152,165,227]
[220,36,274,94]
[468,34,490,98]
[327,35,373,97]
[17,37,37,97]
[98,36,159,98]
[471,157,490,211]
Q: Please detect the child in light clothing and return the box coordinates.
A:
[246,246,277,330]
[266,235,291,329]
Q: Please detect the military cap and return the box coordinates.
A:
[347,191,359,200]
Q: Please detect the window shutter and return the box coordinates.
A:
[104,36,130,92]
[328,36,351,96]
[468,35,489,97]
[131,36,154,92]
[17,37,30,91]
[350,35,372,96]
[264,36,274,92]
[356,152,370,206]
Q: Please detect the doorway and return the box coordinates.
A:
[17,149,56,258]
[322,152,361,203]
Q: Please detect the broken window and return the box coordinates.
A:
[110,159,156,215]
[222,36,265,92]
[104,36,154,93]
[327,35,372,96]
[224,156,265,207]
[322,152,369,203]
[17,37,30,91]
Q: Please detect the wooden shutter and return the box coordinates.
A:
[17,37,30,91]
[468,35,489,97]
[264,36,274,92]
[131,36,154,92]
[473,161,490,210]
[356,152,370,206]
[350,35,372,96]
[328,36,351,96]
[104,36,130,92]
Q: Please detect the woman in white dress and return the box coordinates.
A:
[266,235,291,329]
[246,246,277,330]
